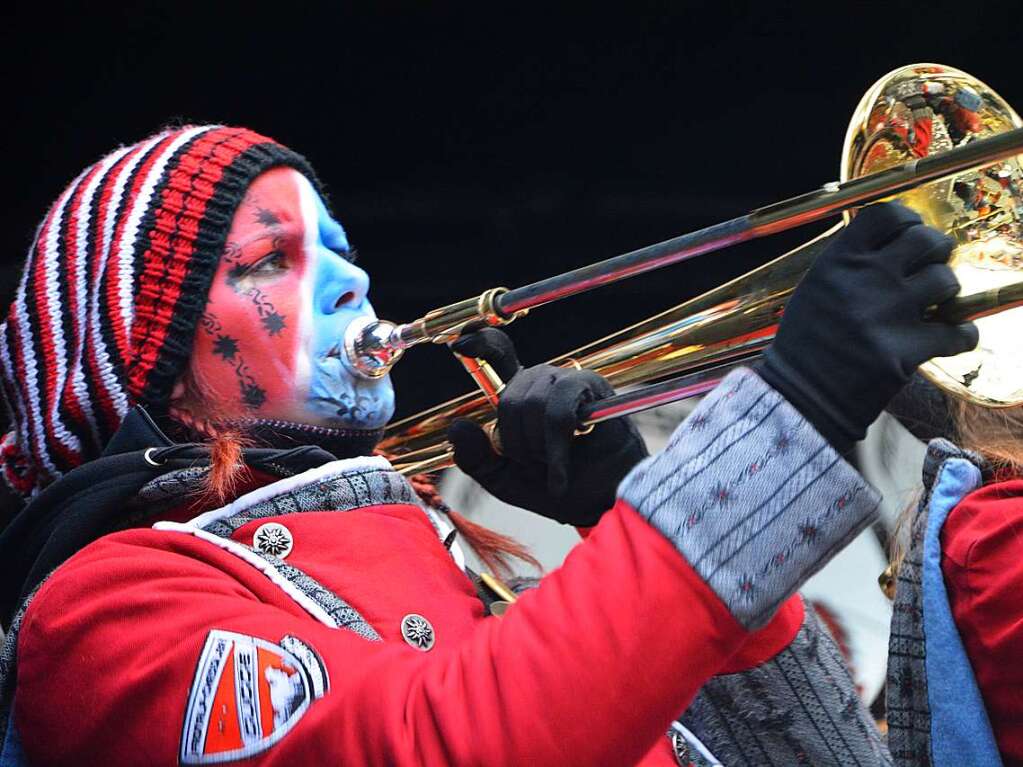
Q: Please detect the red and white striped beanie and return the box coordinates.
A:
[0,125,322,499]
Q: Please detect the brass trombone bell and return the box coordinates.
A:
[376,63,1023,476]
[843,63,1023,406]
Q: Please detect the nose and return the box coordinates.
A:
[317,249,370,314]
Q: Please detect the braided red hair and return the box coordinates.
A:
[171,369,540,576]
[397,459,542,576]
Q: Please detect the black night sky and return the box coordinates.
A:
[2,1,1019,419]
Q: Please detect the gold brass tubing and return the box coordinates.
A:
[420,296,485,343]
[478,287,529,324]
[479,572,519,603]
[409,287,530,347]
[456,354,506,409]
[389,441,458,465]
[381,228,829,459]
[484,421,503,454]
[398,451,457,476]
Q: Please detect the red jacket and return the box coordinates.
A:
[13,367,883,766]
[14,489,801,766]
[941,478,1023,765]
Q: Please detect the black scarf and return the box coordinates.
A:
[0,407,342,629]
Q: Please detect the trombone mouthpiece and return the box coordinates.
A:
[342,317,407,379]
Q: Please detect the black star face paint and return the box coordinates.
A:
[188,167,395,427]
[255,207,282,228]
[212,333,240,361]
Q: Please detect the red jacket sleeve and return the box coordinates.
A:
[941,478,1023,764]
[574,523,804,673]
[16,501,751,767]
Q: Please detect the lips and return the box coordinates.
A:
[320,343,363,383]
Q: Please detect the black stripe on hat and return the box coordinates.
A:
[82,151,134,447]
[0,320,28,463]
[125,127,238,375]
[95,136,174,404]
[19,226,59,476]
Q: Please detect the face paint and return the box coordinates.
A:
[186,167,395,429]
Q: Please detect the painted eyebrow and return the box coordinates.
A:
[236,224,355,261]
[233,230,290,249]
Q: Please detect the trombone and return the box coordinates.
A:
[347,64,1023,475]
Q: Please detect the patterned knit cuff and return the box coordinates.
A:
[617,367,880,629]
[679,607,891,765]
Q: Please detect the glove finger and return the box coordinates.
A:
[449,418,509,478]
[547,378,593,493]
[498,365,557,464]
[887,226,955,276]
[450,327,522,380]
[575,369,615,398]
[845,202,922,249]
[543,374,599,496]
[912,322,980,368]
[906,263,962,311]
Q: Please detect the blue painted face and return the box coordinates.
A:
[303,180,396,429]
[192,167,395,431]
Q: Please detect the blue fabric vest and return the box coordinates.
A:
[887,439,1002,766]
[0,708,25,767]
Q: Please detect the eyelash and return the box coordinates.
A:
[234,244,355,282]
[244,250,288,278]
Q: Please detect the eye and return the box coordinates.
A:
[245,250,288,279]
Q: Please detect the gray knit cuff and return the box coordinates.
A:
[618,368,880,629]
[679,607,892,765]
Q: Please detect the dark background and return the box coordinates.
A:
[2,1,1019,419]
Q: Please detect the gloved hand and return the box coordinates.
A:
[755,202,978,454]
[448,328,648,527]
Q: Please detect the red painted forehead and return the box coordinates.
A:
[230,166,305,240]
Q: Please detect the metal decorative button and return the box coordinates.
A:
[253,522,294,559]
[669,728,691,766]
[400,614,435,651]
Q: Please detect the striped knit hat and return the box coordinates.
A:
[0,126,322,499]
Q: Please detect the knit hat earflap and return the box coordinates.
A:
[0,125,322,499]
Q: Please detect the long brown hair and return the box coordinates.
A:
[170,367,541,577]
[886,398,1023,587]
[950,398,1023,476]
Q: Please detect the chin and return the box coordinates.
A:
[307,357,396,429]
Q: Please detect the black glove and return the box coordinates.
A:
[448,328,648,527]
[756,202,978,454]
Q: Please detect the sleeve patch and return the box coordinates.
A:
[180,630,329,764]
